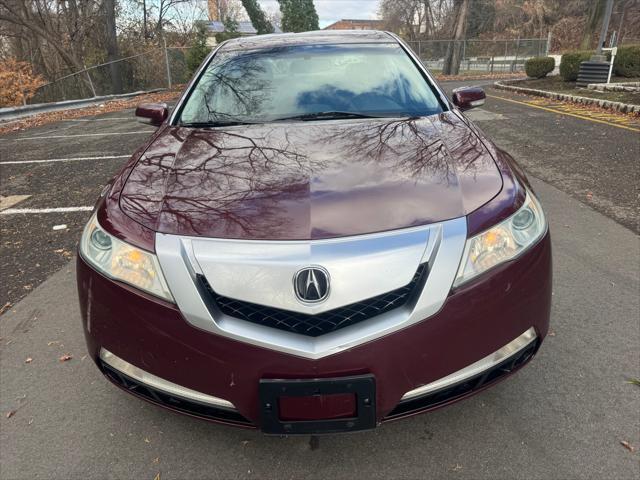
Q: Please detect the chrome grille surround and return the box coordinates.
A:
[155,216,467,359]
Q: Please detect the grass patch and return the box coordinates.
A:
[518,76,640,105]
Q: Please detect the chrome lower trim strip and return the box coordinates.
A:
[400,327,537,401]
[99,349,236,410]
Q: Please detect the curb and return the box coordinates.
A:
[493,79,640,114]
[0,89,165,122]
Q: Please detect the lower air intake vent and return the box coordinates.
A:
[198,264,427,337]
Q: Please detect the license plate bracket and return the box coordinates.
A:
[259,374,376,435]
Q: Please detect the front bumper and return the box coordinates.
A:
[77,231,551,431]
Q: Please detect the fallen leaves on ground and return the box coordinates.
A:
[53,249,73,259]
[0,88,182,136]
[627,378,640,387]
[620,440,636,452]
[0,302,12,315]
[24,357,33,364]
[59,354,73,362]
[505,89,640,119]
[5,410,16,419]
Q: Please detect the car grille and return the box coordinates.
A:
[198,264,427,337]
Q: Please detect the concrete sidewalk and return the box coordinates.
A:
[1,177,638,480]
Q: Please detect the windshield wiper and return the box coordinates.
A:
[178,120,260,128]
[273,111,389,122]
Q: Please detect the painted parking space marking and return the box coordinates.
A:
[0,206,93,215]
[466,108,505,121]
[487,94,640,132]
[9,131,156,141]
[0,195,31,211]
[63,118,132,122]
[0,155,129,165]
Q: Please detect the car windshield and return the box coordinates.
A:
[178,43,445,125]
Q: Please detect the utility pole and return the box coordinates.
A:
[578,0,614,86]
[595,0,614,58]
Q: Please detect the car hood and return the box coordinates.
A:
[119,111,503,240]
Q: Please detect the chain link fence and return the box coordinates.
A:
[26,38,551,105]
[29,46,191,105]
[406,38,550,73]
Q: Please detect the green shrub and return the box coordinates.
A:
[560,51,592,81]
[186,23,211,76]
[525,56,555,78]
[613,45,640,77]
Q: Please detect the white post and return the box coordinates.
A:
[546,31,551,56]
[607,47,617,83]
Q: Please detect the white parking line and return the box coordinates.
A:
[64,118,131,122]
[0,155,129,165]
[10,131,155,141]
[0,206,93,215]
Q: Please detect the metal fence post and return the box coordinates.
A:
[418,41,421,59]
[513,37,520,72]
[163,37,172,89]
[504,41,508,72]
[84,67,97,97]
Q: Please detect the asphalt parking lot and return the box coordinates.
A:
[1,82,639,479]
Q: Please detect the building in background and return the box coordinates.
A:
[323,19,385,31]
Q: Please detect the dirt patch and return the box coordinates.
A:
[0,89,182,136]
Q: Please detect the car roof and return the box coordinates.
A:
[218,30,396,52]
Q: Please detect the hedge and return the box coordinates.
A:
[560,46,640,82]
[613,45,640,77]
[525,56,555,78]
[559,51,592,81]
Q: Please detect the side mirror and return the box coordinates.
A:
[135,103,168,126]
[451,87,486,111]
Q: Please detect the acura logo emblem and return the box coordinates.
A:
[294,266,330,303]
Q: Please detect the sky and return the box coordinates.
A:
[257,0,381,28]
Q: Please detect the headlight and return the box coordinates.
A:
[80,213,174,302]
[454,192,546,287]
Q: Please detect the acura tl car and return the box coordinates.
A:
[77,30,551,435]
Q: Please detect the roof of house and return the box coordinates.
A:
[324,19,385,28]
[207,21,282,35]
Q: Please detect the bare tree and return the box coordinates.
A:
[0,0,103,74]
[104,0,122,93]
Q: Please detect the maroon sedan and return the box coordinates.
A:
[77,30,551,434]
